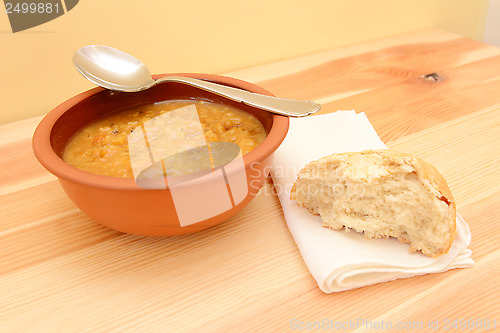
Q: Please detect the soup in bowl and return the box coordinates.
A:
[33,73,289,236]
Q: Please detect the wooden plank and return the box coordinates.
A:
[0,116,42,146]
[227,29,498,84]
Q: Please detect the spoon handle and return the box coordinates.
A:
[155,76,321,117]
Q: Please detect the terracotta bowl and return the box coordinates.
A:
[33,73,289,236]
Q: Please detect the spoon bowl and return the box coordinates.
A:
[74,45,155,91]
[73,45,321,117]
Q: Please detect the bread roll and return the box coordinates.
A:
[290,149,456,257]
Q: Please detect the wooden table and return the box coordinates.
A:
[1,29,499,332]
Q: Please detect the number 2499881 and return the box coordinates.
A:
[5,2,61,14]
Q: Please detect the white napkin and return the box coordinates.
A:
[270,111,474,293]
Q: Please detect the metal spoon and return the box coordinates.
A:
[73,45,321,117]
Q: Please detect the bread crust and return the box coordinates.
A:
[290,149,457,257]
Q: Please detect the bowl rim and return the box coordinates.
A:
[32,73,289,190]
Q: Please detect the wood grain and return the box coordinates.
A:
[1,29,499,332]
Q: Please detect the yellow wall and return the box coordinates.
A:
[0,0,490,124]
